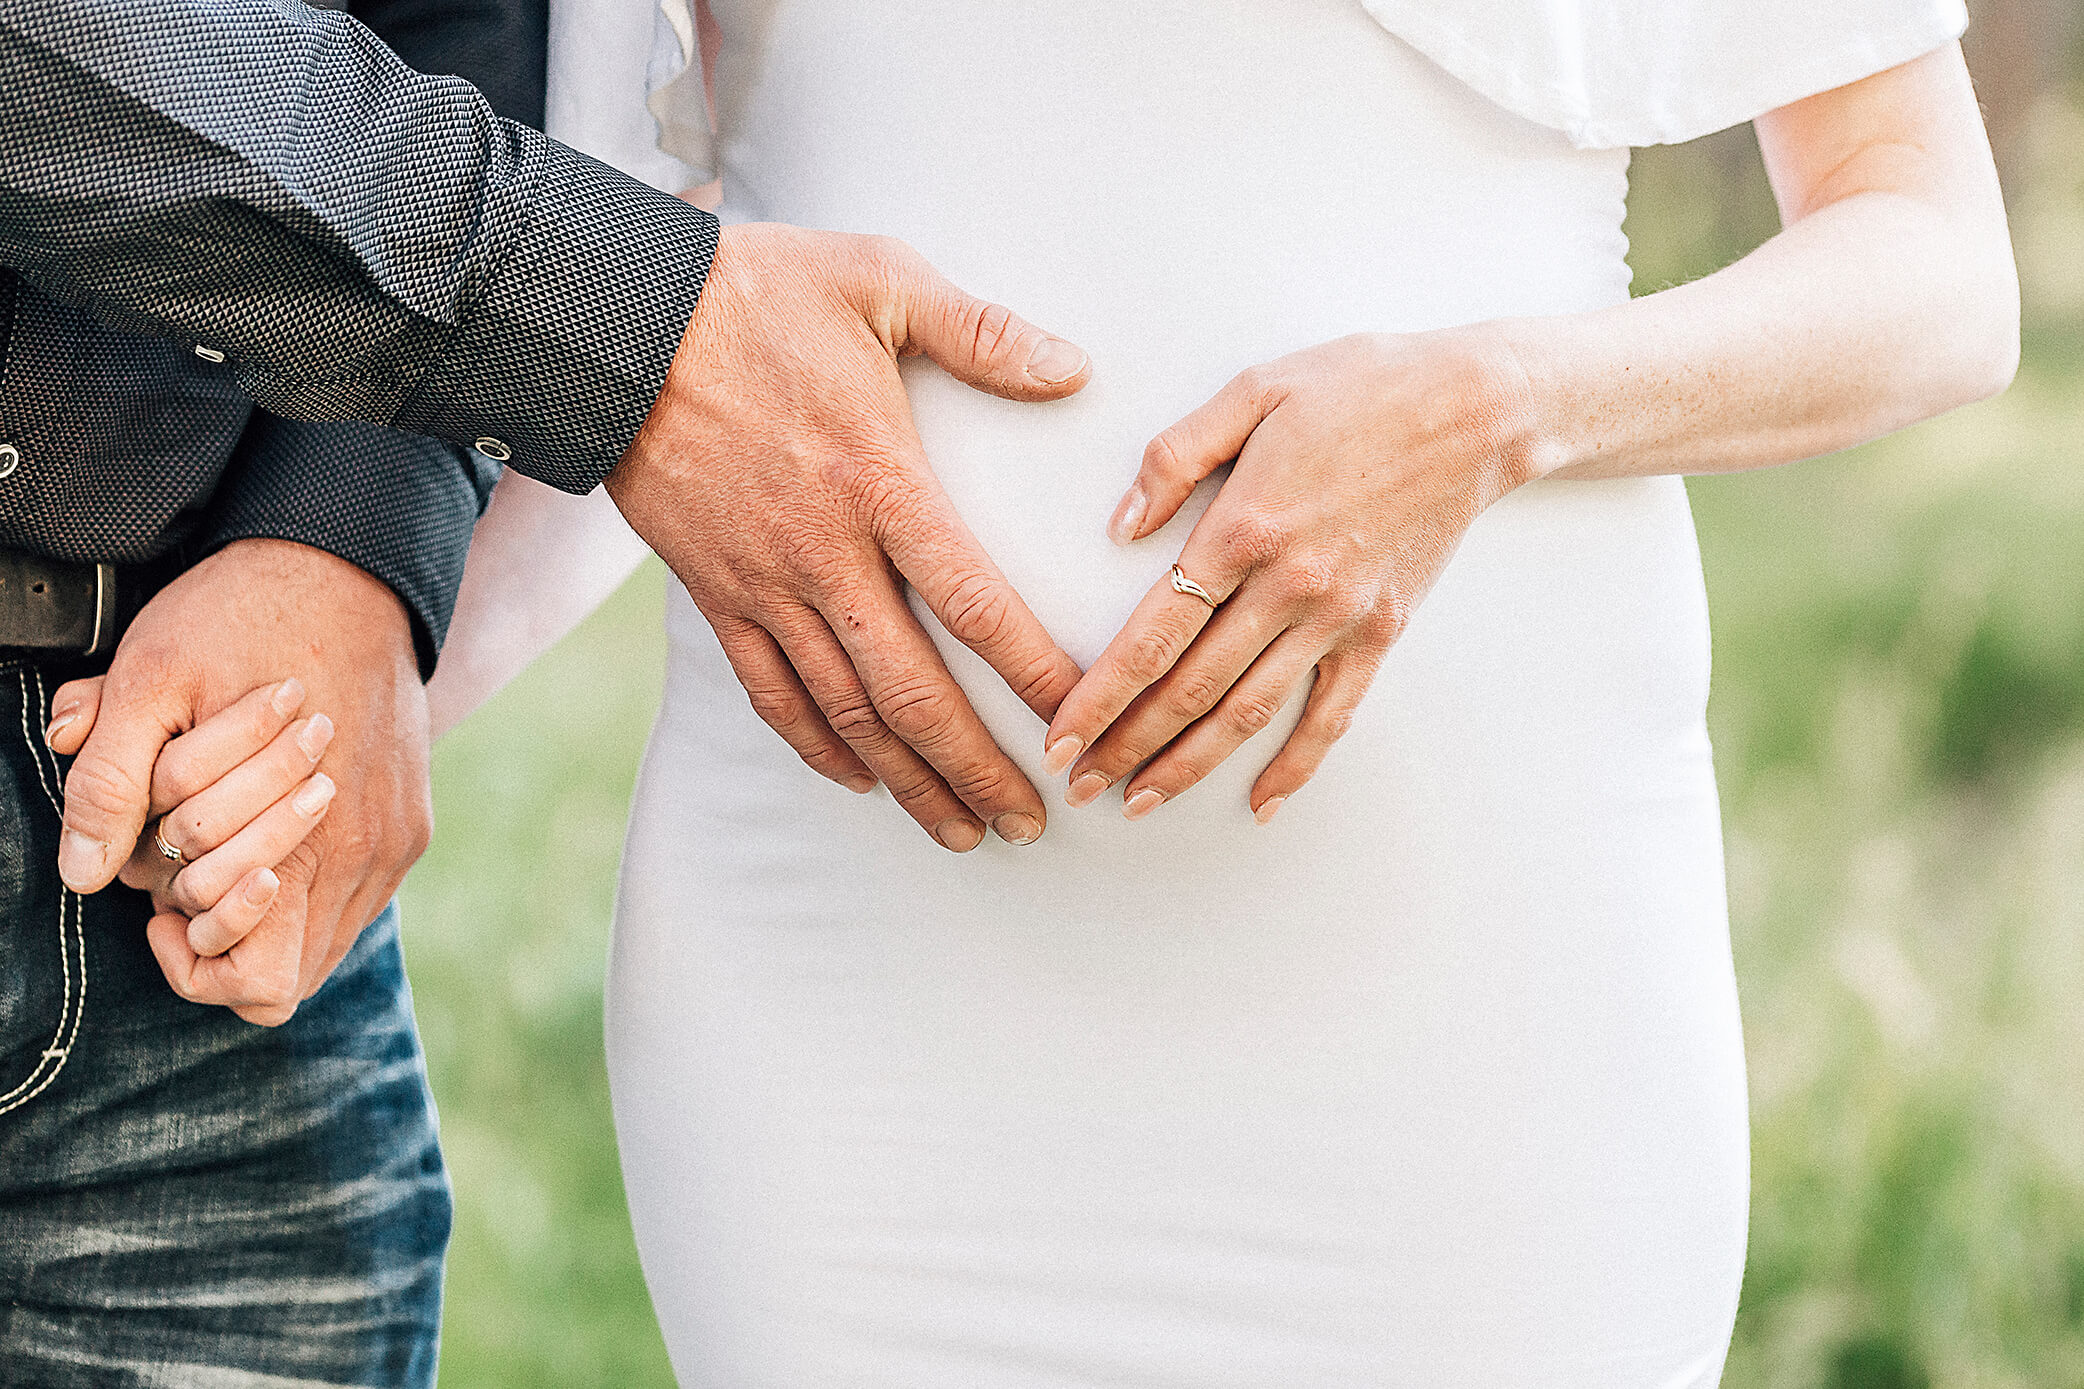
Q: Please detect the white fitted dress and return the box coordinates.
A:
[572,1,1966,1384]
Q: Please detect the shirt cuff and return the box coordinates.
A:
[393,138,720,494]
[197,414,501,677]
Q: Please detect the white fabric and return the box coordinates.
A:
[576,0,1954,1382]
[546,0,700,189]
[1361,0,1967,147]
[635,0,1969,169]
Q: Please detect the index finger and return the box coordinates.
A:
[1041,560,1233,774]
[877,479,1083,723]
[149,678,307,815]
[812,569,1051,845]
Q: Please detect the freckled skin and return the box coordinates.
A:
[56,48,2019,1018]
[1049,43,2017,823]
[605,223,1093,851]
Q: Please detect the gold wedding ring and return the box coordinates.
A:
[1169,564,1221,611]
[152,820,185,868]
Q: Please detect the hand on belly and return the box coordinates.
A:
[1039,326,1546,826]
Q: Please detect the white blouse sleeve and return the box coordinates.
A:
[544,0,704,190]
[1357,0,1969,148]
[645,0,717,183]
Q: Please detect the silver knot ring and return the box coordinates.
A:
[1169,564,1221,611]
[152,820,186,868]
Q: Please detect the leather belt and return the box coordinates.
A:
[0,550,122,656]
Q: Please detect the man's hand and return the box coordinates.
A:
[56,539,431,1025]
[607,224,1092,852]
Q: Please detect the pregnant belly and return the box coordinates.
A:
[656,339,1714,884]
[625,362,1746,1388]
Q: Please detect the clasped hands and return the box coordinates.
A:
[48,221,1540,1025]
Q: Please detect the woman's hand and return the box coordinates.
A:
[47,675,335,961]
[1041,329,1541,822]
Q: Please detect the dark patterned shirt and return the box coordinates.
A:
[0,0,719,666]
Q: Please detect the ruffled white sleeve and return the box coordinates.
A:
[545,0,703,189]
[645,0,716,183]
[1358,0,1969,148]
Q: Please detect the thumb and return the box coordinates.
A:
[59,676,186,893]
[893,257,1092,403]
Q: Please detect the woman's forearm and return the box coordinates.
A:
[1498,43,2017,484]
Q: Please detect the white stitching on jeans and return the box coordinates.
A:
[0,666,85,1116]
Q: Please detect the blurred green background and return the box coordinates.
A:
[402,8,2084,1385]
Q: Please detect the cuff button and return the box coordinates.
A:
[473,437,513,463]
[0,443,19,479]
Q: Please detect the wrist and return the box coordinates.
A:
[1472,317,1579,488]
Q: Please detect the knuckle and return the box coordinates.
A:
[1165,667,1230,719]
[744,682,806,734]
[1142,432,1190,483]
[1219,511,1286,567]
[1121,627,1183,685]
[1230,364,1273,402]
[878,680,957,746]
[1373,595,1415,645]
[1223,688,1284,737]
[62,758,146,826]
[963,299,1018,366]
[880,764,944,808]
[1318,706,1358,742]
[938,574,1016,651]
[797,742,854,778]
[171,867,224,917]
[941,759,1013,806]
[167,805,214,853]
[1002,647,1075,710]
[1279,557,1343,608]
[826,697,888,745]
[154,754,203,805]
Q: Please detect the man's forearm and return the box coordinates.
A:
[0,0,716,491]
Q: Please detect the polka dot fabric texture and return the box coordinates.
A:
[0,0,718,494]
[0,0,711,667]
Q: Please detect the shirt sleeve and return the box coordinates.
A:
[197,414,500,678]
[1356,0,1970,148]
[0,0,716,493]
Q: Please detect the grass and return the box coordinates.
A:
[404,130,2084,1387]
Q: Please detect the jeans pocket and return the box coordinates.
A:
[0,663,86,1119]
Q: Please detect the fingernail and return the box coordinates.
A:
[842,773,878,794]
[292,773,335,816]
[270,678,305,717]
[1042,735,1084,777]
[1067,771,1110,808]
[1025,338,1087,385]
[1254,795,1287,825]
[1122,787,1164,821]
[935,818,985,852]
[43,709,76,747]
[1107,488,1147,547]
[992,812,1042,846]
[295,713,334,762]
[58,829,107,890]
[243,867,281,907]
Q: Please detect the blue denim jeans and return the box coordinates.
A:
[0,658,451,1387]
